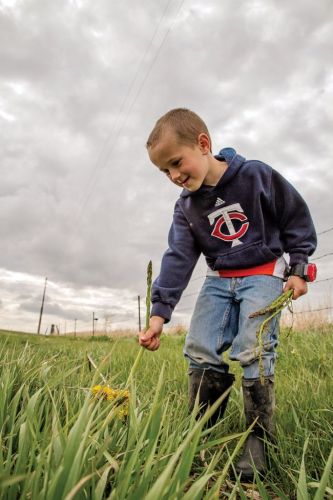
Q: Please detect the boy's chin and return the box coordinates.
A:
[184,181,202,192]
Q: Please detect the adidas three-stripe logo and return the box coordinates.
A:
[214,197,225,207]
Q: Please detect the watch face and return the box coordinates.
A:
[307,263,317,282]
[291,263,317,282]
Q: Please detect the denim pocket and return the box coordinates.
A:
[212,240,277,270]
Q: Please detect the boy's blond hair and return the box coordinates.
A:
[146,108,211,150]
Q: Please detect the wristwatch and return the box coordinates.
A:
[288,263,317,282]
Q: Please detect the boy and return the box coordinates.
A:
[139,108,317,480]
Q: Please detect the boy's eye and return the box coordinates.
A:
[171,159,180,167]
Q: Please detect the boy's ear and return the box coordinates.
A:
[198,133,211,153]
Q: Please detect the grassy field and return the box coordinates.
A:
[0,327,332,499]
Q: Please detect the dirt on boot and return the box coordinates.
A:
[188,369,235,426]
[235,377,275,481]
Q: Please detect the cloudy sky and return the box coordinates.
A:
[1,0,332,334]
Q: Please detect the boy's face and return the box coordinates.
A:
[148,129,211,192]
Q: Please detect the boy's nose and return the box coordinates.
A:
[170,168,180,182]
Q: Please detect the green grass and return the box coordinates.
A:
[0,327,332,499]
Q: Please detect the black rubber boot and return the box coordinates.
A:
[235,377,275,481]
[188,369,235,426]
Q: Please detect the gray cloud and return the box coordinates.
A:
[0,0,332,332]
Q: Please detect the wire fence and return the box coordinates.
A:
[132,224,333,323]
[2,223,333,334]
[317,226,333,236]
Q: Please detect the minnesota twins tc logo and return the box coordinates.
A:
[208,203,249,247]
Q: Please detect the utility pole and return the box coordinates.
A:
[92,312,98,336]
[138,295,141,331]
[74,318,77,337]
[37,277,48,335]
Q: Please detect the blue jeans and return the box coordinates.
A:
[184,275,284,379]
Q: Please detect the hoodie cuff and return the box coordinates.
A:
[151,302,173,324]
[289,253,309,266]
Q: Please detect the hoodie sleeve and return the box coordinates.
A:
[270,169,317,266]
[151,201,201,322]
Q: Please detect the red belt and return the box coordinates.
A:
[218,260,276,278]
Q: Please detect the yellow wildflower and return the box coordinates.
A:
[91,385,129,419]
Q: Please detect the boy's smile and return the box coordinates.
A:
[148,130,227,191]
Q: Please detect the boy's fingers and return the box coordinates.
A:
[139,331,158,347]
[139,336,152,346]
[284,278,307,300]
[292,288,306,300]
[139,334,160,351]
[139,336,152,348]
[147,337,160,351]
[283,283,295,298]
[139,329,153,342]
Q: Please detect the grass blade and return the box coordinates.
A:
[297,437,309,500]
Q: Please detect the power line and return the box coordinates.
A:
[73,0,185,228]
[82,275,333,323]
[181,291,200,299]
[186,273,333,289]
[293,306,333,315]
[314,252,333,260]
[317,226,333,236]
[190,275,206,282]
[73,0,174,224]
[313,277,333,283]
[185,225,333,288]
[100,225,333,326]
[176,304,333,317]
[139,274,333,303]
[109,317,136,324]
[175,305,195,313]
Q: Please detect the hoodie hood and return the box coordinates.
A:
[180,147,246,198]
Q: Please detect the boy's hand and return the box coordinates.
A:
[283,275,308,299]
[139,316,165,351]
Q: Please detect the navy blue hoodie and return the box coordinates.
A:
[151,148,317,322]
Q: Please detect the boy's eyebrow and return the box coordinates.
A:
[156,157,179,170]
[167,156,180,164]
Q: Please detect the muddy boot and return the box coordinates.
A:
[235,377,275,481]
[188,369,235,426]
